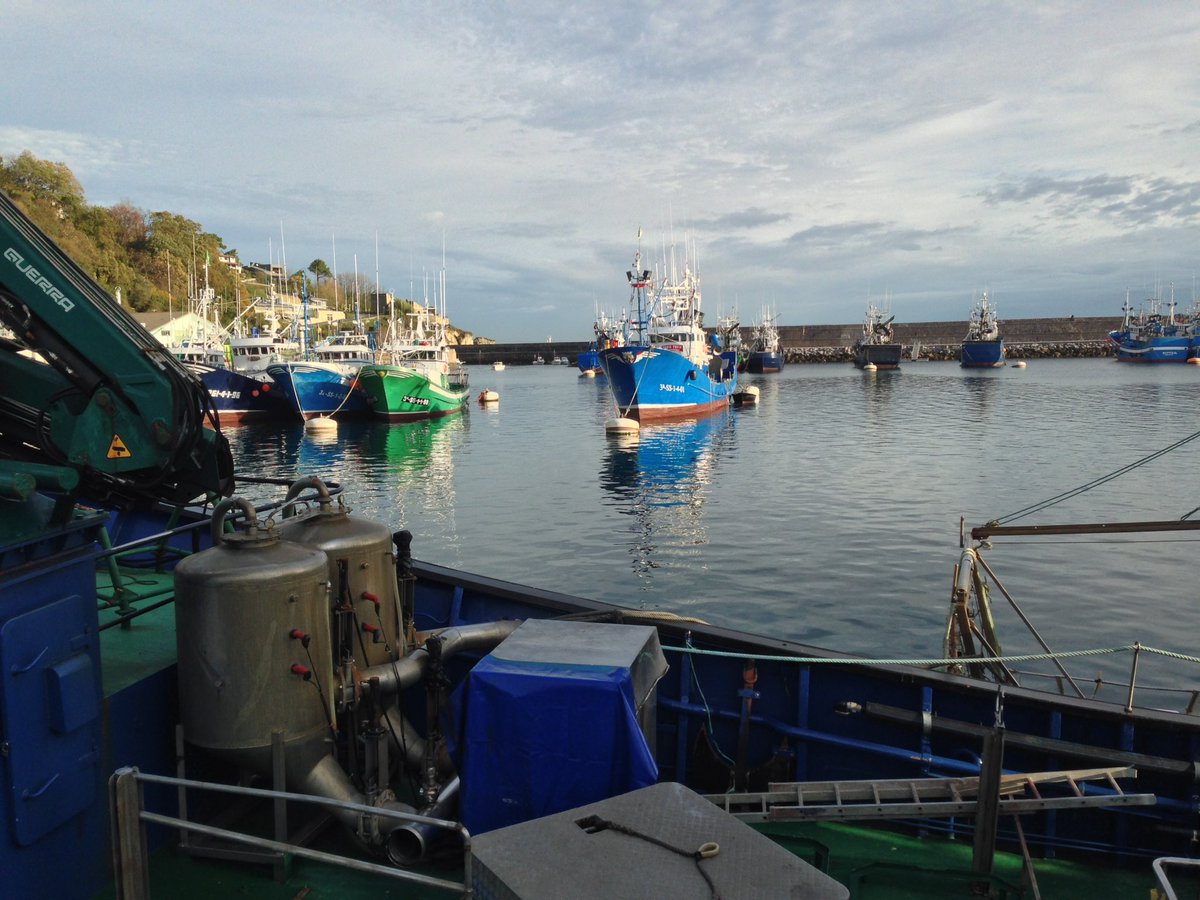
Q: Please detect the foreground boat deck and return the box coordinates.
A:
[89,818,1176,899]
[89,558,1199,899]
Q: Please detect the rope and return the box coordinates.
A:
[662,643,1200,669]
[575,814,722,899]
[992,427,1200,525]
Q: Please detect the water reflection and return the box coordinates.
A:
[599,413,734,588]
[961,373,999,422]
[357,417,466,539]
[858,367,899,402]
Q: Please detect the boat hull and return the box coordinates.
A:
[598,345,738,422]
[193,364,291,423]
[746,351,784,374]
[576,347,601,374]
[1108,331,1193,362]
[267,362,370,418]
[853,343,902,369]
[960,339,1007,368]
[358,364,470,422]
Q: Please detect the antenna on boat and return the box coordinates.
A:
[353,255,361,329]
[331,233,339,310]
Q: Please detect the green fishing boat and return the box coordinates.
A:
[359,361,469,421]
[361,270,470,421]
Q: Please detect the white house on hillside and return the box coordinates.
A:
[135,311,225,349]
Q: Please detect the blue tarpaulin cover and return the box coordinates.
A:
[448,620,665,835]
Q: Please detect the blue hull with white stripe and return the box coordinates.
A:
[267,362,370,419]
[599,345,737,422]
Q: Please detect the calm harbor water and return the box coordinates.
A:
[224,359,1200,690]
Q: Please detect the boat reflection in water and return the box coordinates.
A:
[599,413,733,590]
[358,416,467,537]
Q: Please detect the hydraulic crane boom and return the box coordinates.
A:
[0,189,233,506]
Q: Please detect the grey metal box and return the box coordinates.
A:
[471,782,849,900]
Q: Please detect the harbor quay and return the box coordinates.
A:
[457,315,1122,365]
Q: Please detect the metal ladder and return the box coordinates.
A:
[705,766,1155,823]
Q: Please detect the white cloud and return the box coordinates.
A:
[4,1,1200,338]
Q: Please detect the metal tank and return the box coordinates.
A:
[174,498,333,772]
[277,477,405,668]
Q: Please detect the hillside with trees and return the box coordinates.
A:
[0,151,481,342]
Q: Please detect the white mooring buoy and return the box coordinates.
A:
[863,362,878,372]
[605,416,639,434]
[304,415,338,432]
[478,389,500,404]
[1013,360,1027,369]
[1188,357,1200,366]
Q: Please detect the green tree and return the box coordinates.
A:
[308,258,333,283]
[0,150,84,213]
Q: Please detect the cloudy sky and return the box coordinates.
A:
[5,2,1199,341]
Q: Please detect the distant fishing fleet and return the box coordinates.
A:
[164,238,1198,430]
[168,263,470,425]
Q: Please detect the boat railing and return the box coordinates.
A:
[109,767,473,899]
[666,641,1200,716]
[95,475,343,627]
[1152,857,1200,900]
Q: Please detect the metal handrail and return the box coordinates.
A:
[109,767,472,898]
[1152,856,1200,900]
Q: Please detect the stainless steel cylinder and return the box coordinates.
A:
[174,502,333,770]
[278,479,404,667]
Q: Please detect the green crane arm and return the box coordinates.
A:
[0,189,233,505]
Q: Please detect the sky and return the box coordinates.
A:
[4,1,1199,342]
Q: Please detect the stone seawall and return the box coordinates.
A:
[790,340,1113,364]
[455,315,1121,365]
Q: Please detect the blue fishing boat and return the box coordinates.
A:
[960,290,1007,368]
[578,311,625,376]
[852,302,902,369]
[746,309,784,373]
[598,243,738,421]
[6,187,1200,899]
[576,343,600,374]
[191,360,292,421]
[267,330,374,419]
[1108,289,1195,362]
[167,290,294,423]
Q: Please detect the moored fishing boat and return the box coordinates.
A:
[4,188,1200,899]
[852,302,902,369]
[575,343,600,374]
[598,239,738,422]
[167,289,297,422]
[745,308,784,373]
[578,311,624,376]
[960,290,1006,368]
[359,296,470,423]
[267,329,374,419]
[1108,288,1195,362]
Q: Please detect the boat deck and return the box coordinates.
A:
[88,818,1172,899]
[89,564,1193,899]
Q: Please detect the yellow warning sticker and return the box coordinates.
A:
[107,435,131,459]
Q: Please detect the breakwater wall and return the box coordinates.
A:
[455,315,1121,365]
